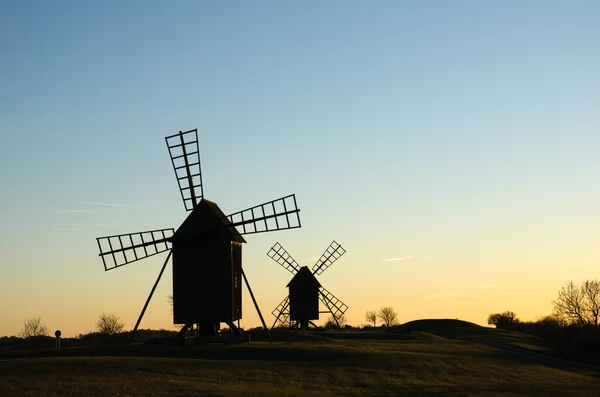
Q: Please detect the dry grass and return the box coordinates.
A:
[2,324,599,396]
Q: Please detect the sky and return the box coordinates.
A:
[1,1,599,337]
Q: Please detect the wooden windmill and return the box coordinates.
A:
[95,129,302,343]
[268,241,348,330]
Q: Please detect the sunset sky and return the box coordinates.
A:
[1,1,599,337]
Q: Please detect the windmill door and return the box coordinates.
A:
[230,242,242,321]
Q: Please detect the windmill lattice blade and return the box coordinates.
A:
[96,228,174,271]
[312,241,346,275]
[226,194,301,236]
[165,129,204,211]
[319,287,348,319]
[271,296,291,327]
[267,242,300,275]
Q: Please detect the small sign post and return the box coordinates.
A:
[55,330,61,349]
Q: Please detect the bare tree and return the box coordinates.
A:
[378,306,398,327]
[96,313,125,335]
[167,294,173,312]
[325,314,348,329]
[553,280,600,326]
[20,317,49,338]
[583,280,600,326]
[365,310,377,327]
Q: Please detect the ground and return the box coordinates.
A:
[1,320,599,396]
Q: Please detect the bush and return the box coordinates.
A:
[487,311,519,329]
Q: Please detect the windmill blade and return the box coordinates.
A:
[319,287,348,319]
[226,194,301,236]
[165,129,204,211]
[271,296,291,328]
[311,240,346,275]
[267,242,300,275]
[96,228,174,271]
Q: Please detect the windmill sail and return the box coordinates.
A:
[271,296,291,328]
[226,194,301,235]
[311,241,346,275]
[267,242,300,275]
[166,129,204,211]
[96,228,174,271]
[319,287,348,319]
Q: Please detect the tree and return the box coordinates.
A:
[378,306,398,327]
[325,314,348,329]
[20,317,49,338]
[552,280,600,327]
[487,311,520,329]
[167,294,173,312]
[535,315,567,328]
[96,313,125,335]
[365,310,377,327]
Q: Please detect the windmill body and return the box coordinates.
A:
[171,199,245,328]
[287,266,321,326]
[95,129,301,342]
[269,241,348,330]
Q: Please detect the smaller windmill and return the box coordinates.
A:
[268,241,348,330]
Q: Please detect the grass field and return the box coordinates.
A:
[1,320,599,396]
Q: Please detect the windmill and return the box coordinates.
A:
[95,129,301,343]
[268,241,348,330]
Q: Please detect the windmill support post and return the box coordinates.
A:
[177,323,192,339]
[240,267,273,343]
[129,251,172,344]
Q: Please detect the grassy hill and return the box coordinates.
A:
[2,320,599,396]
[398,319,553,352]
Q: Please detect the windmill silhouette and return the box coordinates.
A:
[95,129,302,343]
[268,241,348,330]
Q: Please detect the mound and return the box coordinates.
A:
[403,318,482,329]
[398,319,484,338]
[398,319,550,353]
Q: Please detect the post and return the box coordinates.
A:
[54,330,61,349]
[129,250,172,344]
[240,267,273,343]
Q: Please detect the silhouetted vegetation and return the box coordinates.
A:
[96,313,125,336]
[487,311,520,328]
[0,328,179,352]
[378,306,398,327]
[19,317,49,338]
[324,314,347,329]
[486,279,600,366]
[365,310,377,327]
[552,280,600,326]
[167,294,173,311]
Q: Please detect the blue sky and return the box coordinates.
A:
[1,1,599,336]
